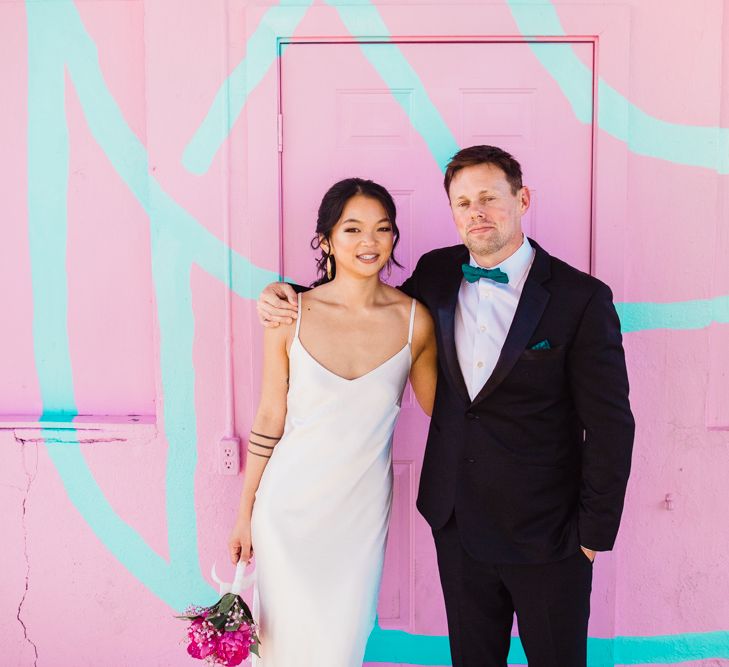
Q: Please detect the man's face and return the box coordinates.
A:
[448,163,530,263]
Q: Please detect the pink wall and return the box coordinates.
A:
[1,1,728,665]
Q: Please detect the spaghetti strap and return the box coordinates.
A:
[294,292,303,339]
[407,299,417,345]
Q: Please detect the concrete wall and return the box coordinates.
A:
[1,1,728,665]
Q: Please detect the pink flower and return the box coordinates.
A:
[187,618,219,660]
[186,641,203,659]
[215,629,251,666]
[187,638,219,660]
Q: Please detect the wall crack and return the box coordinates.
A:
[15,435,39,667]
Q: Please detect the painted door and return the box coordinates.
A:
[280,40,594,640]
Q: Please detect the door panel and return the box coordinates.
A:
[280,40,594,635]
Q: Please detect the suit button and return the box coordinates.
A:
[466,412,479,420]
[466,457,476,464]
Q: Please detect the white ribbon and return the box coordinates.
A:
[211,560,256,596]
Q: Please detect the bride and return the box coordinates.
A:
[228,177,437,666]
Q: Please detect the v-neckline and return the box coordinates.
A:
[293,337,410,383]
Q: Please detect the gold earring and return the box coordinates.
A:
[326,254,333,280]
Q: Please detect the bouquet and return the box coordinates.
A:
[177,560,259,665]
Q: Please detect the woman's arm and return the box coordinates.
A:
[409,302,437,417]
[228,323,291,563]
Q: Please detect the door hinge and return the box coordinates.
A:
[277,113,283,153]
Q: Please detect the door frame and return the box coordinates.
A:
[276,35,599,278]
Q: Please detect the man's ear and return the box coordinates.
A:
[519,186,531,215]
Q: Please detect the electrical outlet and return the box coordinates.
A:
[218,436,240,475]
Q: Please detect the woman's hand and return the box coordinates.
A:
[228,516,253,564]
[257,282,299,327]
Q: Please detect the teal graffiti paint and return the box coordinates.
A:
[530,42,593,123]
[25,0,277,611]
[183,0,313,175]
[185,0,460,176]
[325,1,460,172]
[506,0,729,174]
[364,626,729,665]
[363,623,529,665]
[149,227,201,580]
[45,440,216,609]
[614,630,729,664]
[364,622,453,664]
[26,3,77,418]
[26,1,217,609]
[364,623,729,665]
[616,295,729,333]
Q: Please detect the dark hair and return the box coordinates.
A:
[443,145,523,197]
[310,178,403,287]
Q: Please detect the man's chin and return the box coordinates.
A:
[466,239,504,257]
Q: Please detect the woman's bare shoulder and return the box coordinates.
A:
[380,285,430,317]
[301,283,335,308]
[379,283,413,307]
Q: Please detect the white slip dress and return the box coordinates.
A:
[250,295,416,666]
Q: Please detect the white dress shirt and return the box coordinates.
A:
[455,235,536,400]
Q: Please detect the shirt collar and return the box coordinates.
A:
[468,235,533,286]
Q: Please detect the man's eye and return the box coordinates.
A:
[458,202,468,208]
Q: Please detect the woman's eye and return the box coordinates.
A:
[378,226,392,232]
[343,227,359,233]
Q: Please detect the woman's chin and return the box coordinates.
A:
[338,263,388,280]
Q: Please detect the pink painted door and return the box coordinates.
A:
[280,40,594,638]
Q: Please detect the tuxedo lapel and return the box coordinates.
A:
[470,241,552,407]
[434,247,470,405]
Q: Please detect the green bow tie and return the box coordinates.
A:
[461,263,509,284]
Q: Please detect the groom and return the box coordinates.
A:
[257,145,635,667]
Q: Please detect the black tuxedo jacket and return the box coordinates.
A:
[399,240,635,564]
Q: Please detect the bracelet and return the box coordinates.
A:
[247,448,272,459]
[248,439,276,450]
[250,430,282,441]
[249,430,282,454]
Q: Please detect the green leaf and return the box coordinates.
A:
[237,598,254,620]
[207,614,228,632]
[218,593,236,614]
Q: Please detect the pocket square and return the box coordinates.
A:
[530,339,551,350]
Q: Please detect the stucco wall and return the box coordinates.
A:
[1,1,728,665]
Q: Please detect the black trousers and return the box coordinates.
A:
[433,513,593,667]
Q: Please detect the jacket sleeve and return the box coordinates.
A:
[568,282,635,551]
[397,255,425,300]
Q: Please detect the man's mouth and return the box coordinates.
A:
[468,225,496,235]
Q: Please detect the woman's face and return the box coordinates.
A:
[325,194,394,279]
